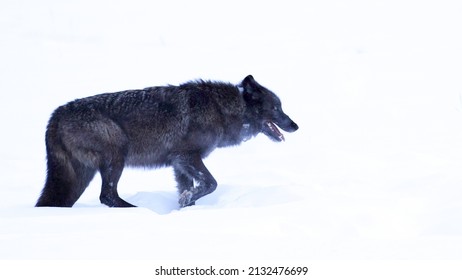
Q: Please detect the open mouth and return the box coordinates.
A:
[263,121,285,142]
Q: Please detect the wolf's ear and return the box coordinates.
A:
[242,75,257,93]
[242,75,261,102]
[243,75,255,84]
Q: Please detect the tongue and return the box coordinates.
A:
[267,121,285,141]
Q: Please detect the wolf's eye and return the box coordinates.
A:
[272,106,278,111]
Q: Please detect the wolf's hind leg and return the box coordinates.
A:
[173,154,217,207]
[98,151,135,208]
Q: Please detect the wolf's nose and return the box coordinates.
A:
[291,121,299,132]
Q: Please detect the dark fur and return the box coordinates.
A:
[36,75,298,208]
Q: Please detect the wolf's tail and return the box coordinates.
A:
[35,119,96,207]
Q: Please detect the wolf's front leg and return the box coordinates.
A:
[174,168,195,207]
[172,153,217,207]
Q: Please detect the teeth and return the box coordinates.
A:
[266,121,285,141]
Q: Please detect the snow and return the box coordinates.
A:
[1,0,462,278]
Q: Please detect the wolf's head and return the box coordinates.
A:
[241,75,298,142]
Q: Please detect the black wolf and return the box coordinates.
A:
[35,75,298,208]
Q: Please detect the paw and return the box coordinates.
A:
[178,190,195,208]
[101,196,136,207]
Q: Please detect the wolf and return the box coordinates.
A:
[35,75,298,208]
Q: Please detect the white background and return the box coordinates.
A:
[1,0,462,278]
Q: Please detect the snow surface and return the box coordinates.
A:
[1,0,462,270]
